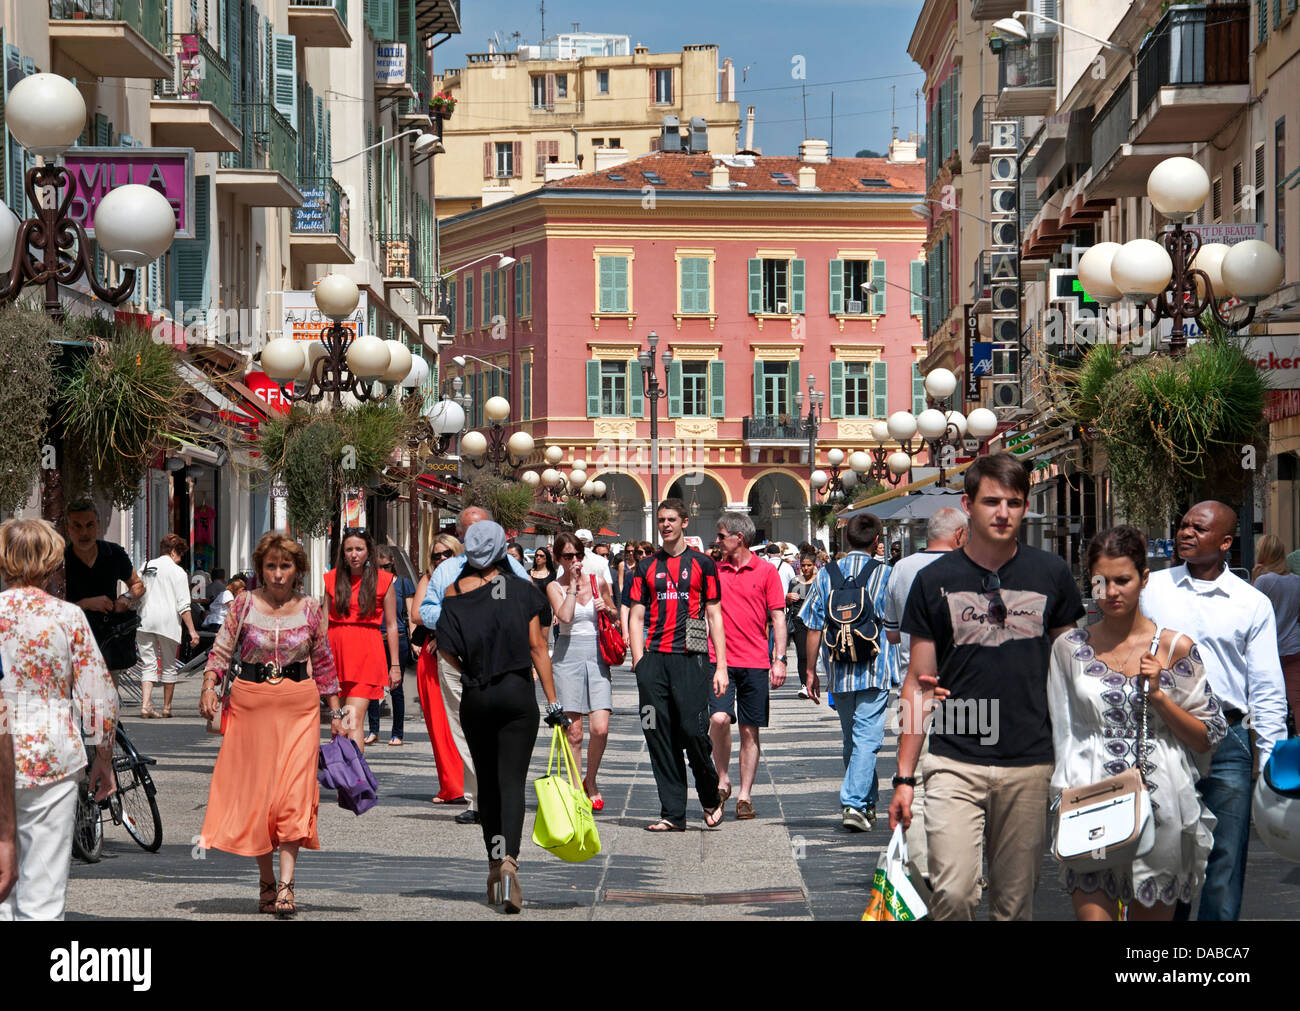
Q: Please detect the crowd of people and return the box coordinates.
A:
[0,450,1293,922]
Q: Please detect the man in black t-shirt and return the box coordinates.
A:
[64,502,145,677]
[889,455,1083,921]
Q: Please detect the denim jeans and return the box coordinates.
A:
[834,687,889,810]
[1181,720,1254,921]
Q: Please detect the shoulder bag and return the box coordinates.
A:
[590,574,626,665]
[1053,631,1160,865]
[678,553,710,654]
[532,725,600,862]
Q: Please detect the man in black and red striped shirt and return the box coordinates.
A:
[629,498,728,832]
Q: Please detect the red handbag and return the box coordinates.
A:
[590,575,627,665]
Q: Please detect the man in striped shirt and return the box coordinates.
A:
[799,513,894,832]
[629,499,728,832]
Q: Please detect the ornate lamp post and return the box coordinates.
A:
[1076,157,1284,354]
[794,374,825,542]
[461,395,535,476]
[811,448,874,499]
[637,331,673,523]
[404,367,468,570]
[261,274,418,407]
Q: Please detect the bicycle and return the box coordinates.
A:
[69,723,162,861]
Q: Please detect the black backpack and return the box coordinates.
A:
[823,559,883,665]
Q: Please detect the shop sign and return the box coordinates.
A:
[282,288,369,341]
[375,43,407,85]
[244,370,293,414]
[60,147,195,239]
[1246,334,1300,390]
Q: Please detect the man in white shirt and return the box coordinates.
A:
[574,528,613,585]
[1140,500,1286,922]
[762,542,796,589]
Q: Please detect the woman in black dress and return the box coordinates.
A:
[436,522,568,914]
[529,545,557,632]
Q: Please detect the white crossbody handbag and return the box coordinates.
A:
[1054,632,1164,865]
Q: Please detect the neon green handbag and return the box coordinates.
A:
[531,725,601,863]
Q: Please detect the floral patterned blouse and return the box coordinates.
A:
[204,591,338,695]
[0,586,118,789]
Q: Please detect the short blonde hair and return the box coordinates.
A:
[253,531,308,588]
[433,533,463,560]
[1256,534,1289,577]
[0,518,65,586]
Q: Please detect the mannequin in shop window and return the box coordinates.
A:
[193,493,216,573]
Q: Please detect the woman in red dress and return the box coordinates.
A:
[411,533,467,803]
[324,529,399,752]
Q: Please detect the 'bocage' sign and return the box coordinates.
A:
[987,120,1020,385]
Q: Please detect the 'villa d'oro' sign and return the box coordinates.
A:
[60,147,196,239]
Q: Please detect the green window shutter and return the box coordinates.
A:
[873,361,888,418]
[598,256,614,311]
[482,269,490,323]
[446,280,456,334]
[272,34,298,131]
[614,257,628,311]
[375,0,395,40]
[748,258,762,314]
[910,261,925,316]
[491,269,501,322]
[522,361,532,421]
[628,359,644,417]
[95,113,111,146]
[787,361,800,414]
[709,360,725,418]
[172,174,210,311]
[753,361,764,416]
[666,359,683,417]
[680,257,708,313]
[514,264,523,317]
[828,259,844,314]
[464,275,473,329]
[829,361,845,419]
[790,258,805,314]
[524,260,532,315]
[586,360,601,417]
[871,258,887,315]
[325,109,331,175]
[912,363,926,415]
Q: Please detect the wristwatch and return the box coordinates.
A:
[891,775,917,788]
[330,708,347,720]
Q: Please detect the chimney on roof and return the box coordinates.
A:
[888,137,918,164]
[798,138,830,164]
[742,106,756,153]
[708,161,729,190]
[797,164,818,191]
[595,146,631,171]
[634,43,648,55]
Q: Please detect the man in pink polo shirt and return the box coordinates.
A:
[708,511,788,821]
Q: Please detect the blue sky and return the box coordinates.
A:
[437,0,927,157]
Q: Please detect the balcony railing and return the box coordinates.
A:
[293,176,348,242]
[290,0,347,16]
[971,95,996,163]
[743,415,810,441]
[50,0,167,54]
[1136,3,1248,117]
[400,60,431,118]
[1090,78,1131,171]
[222,103,298,188]
[153,33,233,117]
[998,38,1055,92]
[380,231,422,282]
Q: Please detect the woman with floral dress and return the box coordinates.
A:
[198,531,340,918]
[1048,525,1226,920]
[0,518,117,920]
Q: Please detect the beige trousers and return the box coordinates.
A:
[437,653,477,811]
[923,752,1051,921]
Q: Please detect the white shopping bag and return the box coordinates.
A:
[861,824,929,921]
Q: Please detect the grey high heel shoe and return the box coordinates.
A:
[500,856,522,914]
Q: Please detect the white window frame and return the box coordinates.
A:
[495,141,514,179]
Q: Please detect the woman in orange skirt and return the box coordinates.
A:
[325,528,400,752]
[411,534,466,803]
[198,532,341,918]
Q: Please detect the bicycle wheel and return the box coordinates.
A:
[70,779,103,863]
[113,729,162,852]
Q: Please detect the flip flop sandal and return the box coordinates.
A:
[645,819,686,832]
[703,804,725,828]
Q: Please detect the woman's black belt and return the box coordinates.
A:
[237,661,309,683]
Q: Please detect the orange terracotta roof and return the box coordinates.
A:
[546,151,925,195]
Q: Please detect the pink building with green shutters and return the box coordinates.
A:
[438,144,927,543]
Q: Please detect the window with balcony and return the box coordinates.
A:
[761,361,790,417]
[597,69,609,94]
[654,68,673,105]
[748,257,805,314]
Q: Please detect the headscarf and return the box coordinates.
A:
[464,521,508,571]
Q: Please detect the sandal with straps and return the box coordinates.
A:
[258,879,277,914]
[274,879,296,919]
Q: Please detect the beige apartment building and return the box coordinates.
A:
[431,33,742,219]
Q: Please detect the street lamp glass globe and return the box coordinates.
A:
[945,410,968,438]
[1111,239,1173,302]
[93,184,176,267]
[841,469,858,490]
[507,431,535,457]
[260,337,306,381]
[542,468,561,486]
[402,354,430,389]
[6,73,85,157]
[848,450,871,473]
[569,468,588,487]
[967,407,998,439]
[314,273,360,318]
[1147,157,1211,222]
[460,430,488,457]
[380,340,413,383]
[1190,242,1231,301]
[916,408,949,440]
[924,367,958,400]
[887,411,918,442]
[521,470,540,487]
[428,398,466,435]
[887,451,912,475]
[1221,239,1285,303]
[590,480,607,497]
[571,458,588,472]
[0,203,18,267]
[345,335,391,379]
[810,469,828,488]
[544,445,564,465]
[484,396,511,423]
[297,341,327,382]
[872,420,891,444]
[826,448,845,467]
[1076,242,1124,305]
